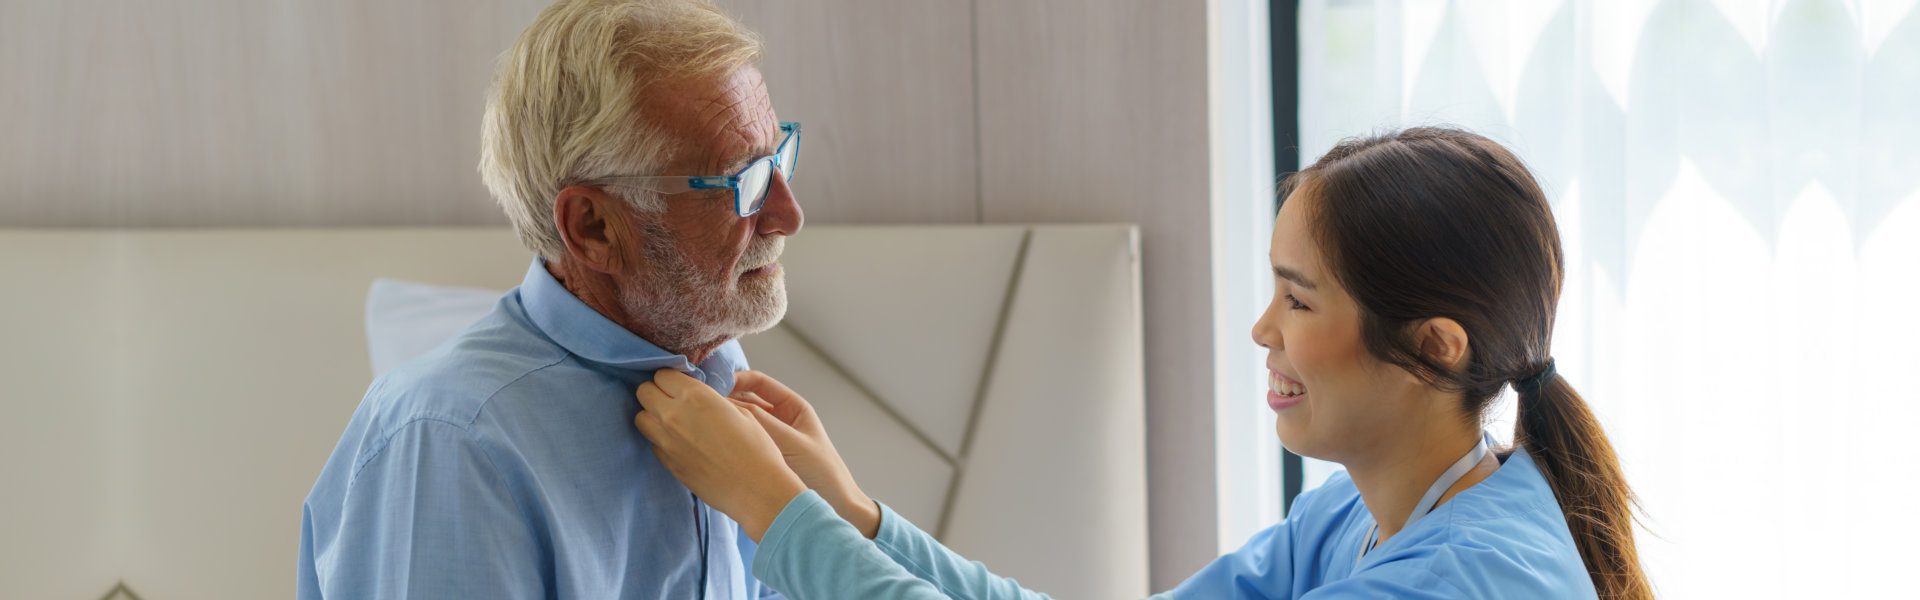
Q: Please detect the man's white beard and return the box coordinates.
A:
[621,219,787,356]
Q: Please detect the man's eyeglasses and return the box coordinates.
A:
[585,121,800,217]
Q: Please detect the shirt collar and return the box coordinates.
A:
[518,260,747,392]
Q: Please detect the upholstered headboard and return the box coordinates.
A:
[0,225,1146,600]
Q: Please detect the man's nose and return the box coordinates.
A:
[753,173,803,237]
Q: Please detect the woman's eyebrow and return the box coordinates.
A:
[1273,264,1318,290]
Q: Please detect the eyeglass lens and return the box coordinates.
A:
[777,129,799,181]
[743,129,800,216]
[739,158,773,215]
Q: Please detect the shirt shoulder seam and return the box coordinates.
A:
[468,351,573,426]
[345,416,482,488]
[352,351,568,474]
[346,344,569,486]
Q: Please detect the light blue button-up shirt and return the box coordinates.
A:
[299,260,780,599]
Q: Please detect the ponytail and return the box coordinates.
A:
[1515,374,1653,600]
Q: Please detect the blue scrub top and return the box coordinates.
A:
[1171,447,1598,598]
[749,446,1597,599]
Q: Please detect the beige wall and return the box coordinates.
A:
[971,1,1219,587]
[0,0,1219,588]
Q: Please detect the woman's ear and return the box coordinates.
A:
[1415,317,1471,371]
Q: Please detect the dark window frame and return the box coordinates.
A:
[1270,0,1304,515]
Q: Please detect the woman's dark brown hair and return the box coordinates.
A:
[1283,127,1651,599]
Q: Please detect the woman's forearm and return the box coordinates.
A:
[754,491,1054,600]
[818,481,882,539]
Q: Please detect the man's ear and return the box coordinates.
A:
[552,185,634,274]
[1415,317,1471,372]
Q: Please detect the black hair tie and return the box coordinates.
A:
[1513,359,1557,396]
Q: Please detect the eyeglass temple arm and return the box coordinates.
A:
[584,175,734,193]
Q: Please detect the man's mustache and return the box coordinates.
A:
[735,237,785,273]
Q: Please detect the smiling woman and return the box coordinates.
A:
[1256,127,1650,600]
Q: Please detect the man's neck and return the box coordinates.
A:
[1344,423,1495,547]
[670,338,726,366]
[545,259,726,364]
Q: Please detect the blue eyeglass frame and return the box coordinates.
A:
[584,121,800,217]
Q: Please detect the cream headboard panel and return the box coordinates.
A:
[0,225,1146,600]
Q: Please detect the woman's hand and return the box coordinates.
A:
[634,369,807,542]
[729,370,882,539]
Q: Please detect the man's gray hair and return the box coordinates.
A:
[479,0,762,260]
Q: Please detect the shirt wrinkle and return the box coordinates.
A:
[873,532,961,598]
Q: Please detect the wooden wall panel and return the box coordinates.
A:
[973,0,1218,589]
[720,0,979,225]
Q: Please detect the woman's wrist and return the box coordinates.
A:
[825,484,882,539]
[739,476,810,543]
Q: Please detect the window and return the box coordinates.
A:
[1289,0,1920,596]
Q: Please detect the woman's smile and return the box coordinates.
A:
[1268,369,1307,412]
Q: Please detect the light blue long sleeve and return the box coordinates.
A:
[753,491,1171,600]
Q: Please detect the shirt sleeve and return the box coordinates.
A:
[1166,472,1376,600]
[1165,522,1296,600]
[305,419,546,599]
[1308,542,1590,600]
[734,525,790,600]
[751,491,1057,600]
[1294,562,1459,599]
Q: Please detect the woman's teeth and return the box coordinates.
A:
[1269,371,1305,397]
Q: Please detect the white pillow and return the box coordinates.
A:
[364,278,505,377]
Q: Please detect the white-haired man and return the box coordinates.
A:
[298,1,801,597]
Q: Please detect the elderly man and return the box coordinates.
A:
[298,0,800,597]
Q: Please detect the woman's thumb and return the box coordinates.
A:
[741,401,806,448]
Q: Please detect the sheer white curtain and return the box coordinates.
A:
[1297,0,1920,596]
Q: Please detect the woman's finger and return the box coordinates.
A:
[731,390,775,411]
[742,401,808,449]
[734,371,811,425]
[730,398,772,417]
[635,380,671,413]
[634,408,667,445]
[650,368,694,396]
[733,370,799,403]
[742,401,789,431]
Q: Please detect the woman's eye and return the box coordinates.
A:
[1285,294,1308,310]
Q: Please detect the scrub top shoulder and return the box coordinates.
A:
[1172,447,1599,599]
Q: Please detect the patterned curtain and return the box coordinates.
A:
[1296,0,1920,596]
